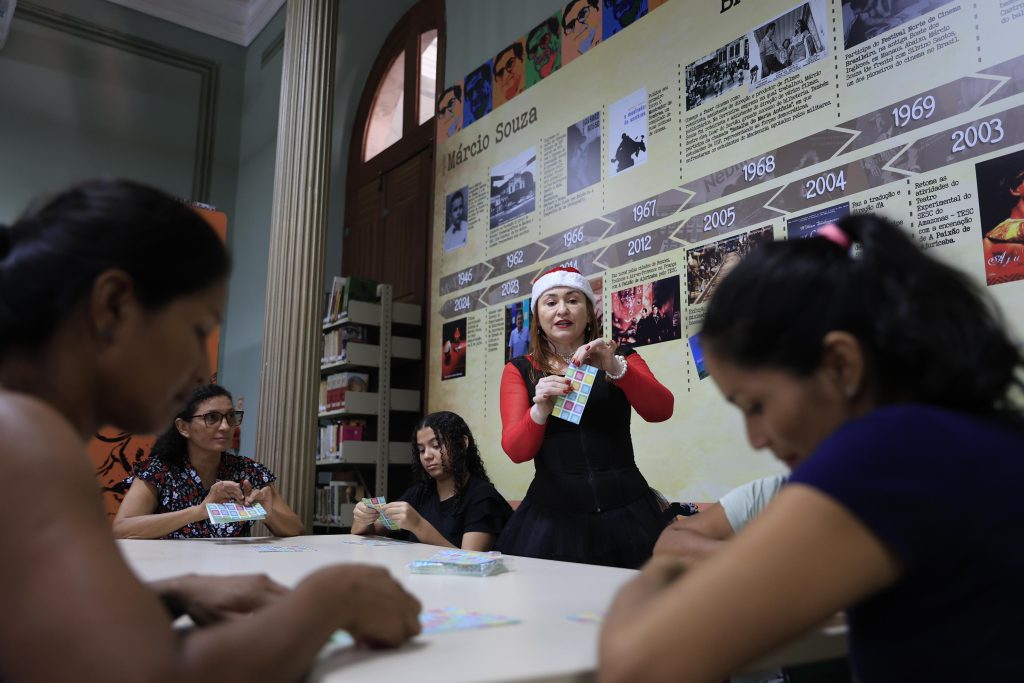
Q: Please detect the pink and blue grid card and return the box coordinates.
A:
[551,363,598,424]
[206,502,267,525]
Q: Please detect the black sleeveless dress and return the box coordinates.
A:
[495,350,664,568]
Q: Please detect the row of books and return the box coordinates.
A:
[324,275,378,325]
[316,420,366,462]
[313,481,365,526]
[318,372,370,413]
[321,324,369,366]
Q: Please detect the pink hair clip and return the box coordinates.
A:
[817,223,852,250]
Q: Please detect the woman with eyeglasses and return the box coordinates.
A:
[113,383,304,538]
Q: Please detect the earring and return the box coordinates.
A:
[845,385,856,398]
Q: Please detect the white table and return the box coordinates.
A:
[118,535,847,682]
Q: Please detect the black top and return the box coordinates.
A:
[510,349,650,512]
[393,475,513,547]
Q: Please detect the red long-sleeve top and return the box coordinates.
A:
[499,353,674,463]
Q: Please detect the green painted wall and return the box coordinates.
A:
[0,0,420,455]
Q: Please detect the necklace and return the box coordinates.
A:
[557,351,573,364]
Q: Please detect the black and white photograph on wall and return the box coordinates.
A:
[444,186,469,252]
[441,318,468,381]
[610,275,681,350]
[608,88,648,177]
[749,0,828,89]
[842,0,955,50]
[975,149,1024,287]
[505,298,532,362]
[787,202,850,240]
[686,226,774,305]
[490,147,537,229]
[567,112,602,194]
[685,37,749,111]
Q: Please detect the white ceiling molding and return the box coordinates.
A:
[105,0,286,47]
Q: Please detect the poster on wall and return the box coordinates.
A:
[430,0,1024,502]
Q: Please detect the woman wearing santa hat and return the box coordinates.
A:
[496,266,674,568]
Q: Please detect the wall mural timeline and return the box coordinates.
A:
[430,0,1024,502]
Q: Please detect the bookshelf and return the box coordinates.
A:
[314,281,423,530]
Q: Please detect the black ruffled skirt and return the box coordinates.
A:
[495,491,664,569]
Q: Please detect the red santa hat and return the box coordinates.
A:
[531,266,596,312]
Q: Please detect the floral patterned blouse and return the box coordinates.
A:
[126,452,277,539]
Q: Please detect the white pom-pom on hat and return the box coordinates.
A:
[530,266,595,312]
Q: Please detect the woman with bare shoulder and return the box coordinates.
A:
[0,179,420,683]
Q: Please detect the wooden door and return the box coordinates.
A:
[343,146,432,308]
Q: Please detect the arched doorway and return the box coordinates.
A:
[343,0,443,310]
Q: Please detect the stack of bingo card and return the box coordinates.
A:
[409,549,509,576]
[207,502,267,525]
[363,496,399,530]
[551,363,598,424]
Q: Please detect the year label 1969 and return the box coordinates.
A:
[892,95,935,128]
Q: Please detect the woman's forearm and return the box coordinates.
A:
[113,506,205,539]
[265,507,305,537]
[409,518,456,549]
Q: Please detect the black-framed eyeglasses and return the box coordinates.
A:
[494,55,520,79]
[189,410,244,427]
[438,95,458,115]
[563,5,593,34]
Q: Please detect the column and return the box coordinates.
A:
[255,0,338,530]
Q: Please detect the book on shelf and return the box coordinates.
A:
[324,276,345,324]
[314,482,364,525]
[343,276,378,312]
[314,469,366,525]
[318,372,370,412]
[317,420,366,462]
[323,275,379,325]
[320,324,370,366]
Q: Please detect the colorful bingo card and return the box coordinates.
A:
[551,363,597,424]
[362,496,400,530]
[206,502,267,525]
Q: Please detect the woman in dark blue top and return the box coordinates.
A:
[352,411,512,550]
[599,214,1024,682]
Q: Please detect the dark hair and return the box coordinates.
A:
[466,63,492,88]
[495,43,524,65]
[563,0,600,27]
[439,84,461,105]
[150,384,234,469]
[528,18,560,50]
[1002,168,1024,192]
[0,179,230,357]
[447,190,465,213]
[702,213,1024,418]
[411,411,491,503]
